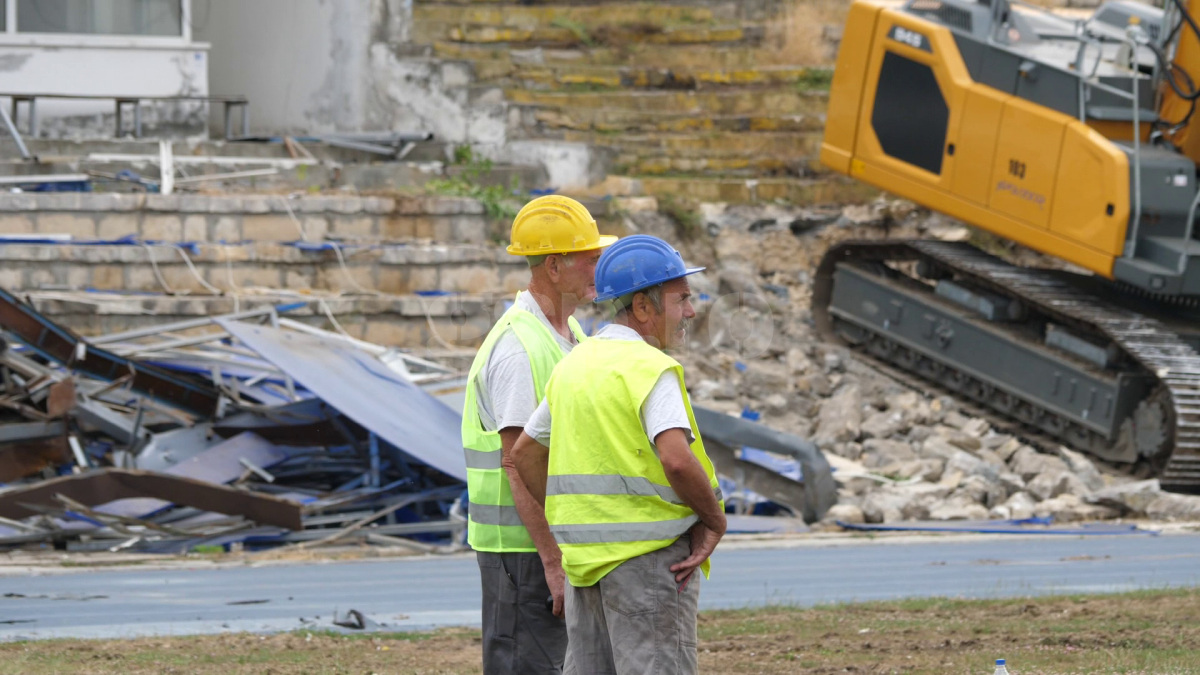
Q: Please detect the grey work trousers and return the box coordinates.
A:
[477,550,568,675]
[563,536,699,675]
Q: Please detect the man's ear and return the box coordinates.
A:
[631,292,652,323]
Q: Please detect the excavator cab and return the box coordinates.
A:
[821,0,1200,296]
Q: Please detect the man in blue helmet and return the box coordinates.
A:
[511,234,726,675]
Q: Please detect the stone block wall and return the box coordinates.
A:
[0,242,530,296]
[0,193,498,245]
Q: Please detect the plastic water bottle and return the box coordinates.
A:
[994,659,1010,675]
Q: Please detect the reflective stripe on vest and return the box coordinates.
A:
[460,292,585,553]
[543,337,722,587]
[547,474,724,506]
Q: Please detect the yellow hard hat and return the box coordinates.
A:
[506,195,618,256]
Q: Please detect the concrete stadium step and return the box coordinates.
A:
[421,22,758,47]
[573,130,821,157]
[0,241,528,297]
[507,88,825,116]
[528,106,824,134]
[0,192,504,247]
[26,289,510,349]
[635,175,880,204]
[414,3,739,27]
[434,41,790,71]
[483,63,828,91]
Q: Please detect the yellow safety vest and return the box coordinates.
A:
[543,336,722,587]
[462,293,586,552]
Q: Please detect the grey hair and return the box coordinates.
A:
[527,253,577,269]
[608,284,663,318]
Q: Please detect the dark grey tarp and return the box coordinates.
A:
[693,405,837,523]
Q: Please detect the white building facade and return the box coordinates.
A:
[0,0,209,137]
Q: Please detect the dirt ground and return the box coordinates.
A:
[2,588,1198,674]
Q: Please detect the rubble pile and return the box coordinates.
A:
[650,197,1200,527]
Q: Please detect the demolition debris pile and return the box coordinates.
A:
[639,197,1200,527]
[0,296,471,554]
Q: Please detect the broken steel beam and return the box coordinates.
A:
[0,468,302,530]
[0,288,221,417]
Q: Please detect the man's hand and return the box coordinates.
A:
[669,521,723,584]
[544,557,566,619]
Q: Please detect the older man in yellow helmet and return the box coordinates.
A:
[462,195,617,675]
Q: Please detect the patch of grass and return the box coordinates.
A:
[796,68,834,91]
[4,590,1200,674]
[425,145,520,222]
[551,17,593,46]
[190,545,224,555]
[58,559,145,568]
[290,629,443,642]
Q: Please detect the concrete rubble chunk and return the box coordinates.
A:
[738,360,791,396]
[1027,471,1088,502]
[1057,446,1105,492]
[991,437,1023,462]
[1002,491,1037,520]
[860,438,917,468]
[918,435,959,462]
[1085,479,1162,516]
[961,418,990,437]
[1009,446,1069,482]
[813,384,862,446]
[861,409,906,439]
[928,495,989,521]
[823,503,865,525]
[935,425,983,451]
[1033,494,1119,522]
[954,475,1006,508]
[941,410,971,430]
[946,450,1000,482]
[1144,493,1200,521]
[785,347,812,375]
[691,379,735,401]
[997,471,1026,497]
[861,483,951,522]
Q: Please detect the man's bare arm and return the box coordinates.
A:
[500,428,564,617]
[656,428,726,534]
[500,428,555,544]
[510,431,551,505]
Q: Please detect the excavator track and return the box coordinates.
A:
[813,240,1200,491]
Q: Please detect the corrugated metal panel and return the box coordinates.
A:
[218,321,467,481]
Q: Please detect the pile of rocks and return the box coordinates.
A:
[645,197,1200,526]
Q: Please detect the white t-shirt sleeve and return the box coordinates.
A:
[524,399,553,447]
[477,331,540,432]
[642,371,695,446]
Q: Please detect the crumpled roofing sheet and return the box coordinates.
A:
[218,320,467,481]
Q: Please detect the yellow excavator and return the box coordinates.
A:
[814,0,1200,490]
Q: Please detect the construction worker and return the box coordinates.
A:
[462,195,617,675]
[511,234,726,675]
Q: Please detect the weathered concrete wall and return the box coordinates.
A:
[0,193,497,244]
[193,0,375,135]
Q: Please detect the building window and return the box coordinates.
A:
[17,0,182,37]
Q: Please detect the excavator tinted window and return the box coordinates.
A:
[871,51,949,175]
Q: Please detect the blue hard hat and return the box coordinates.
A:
[593,234,705,303]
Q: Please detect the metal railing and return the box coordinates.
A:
[3,93,250,141]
